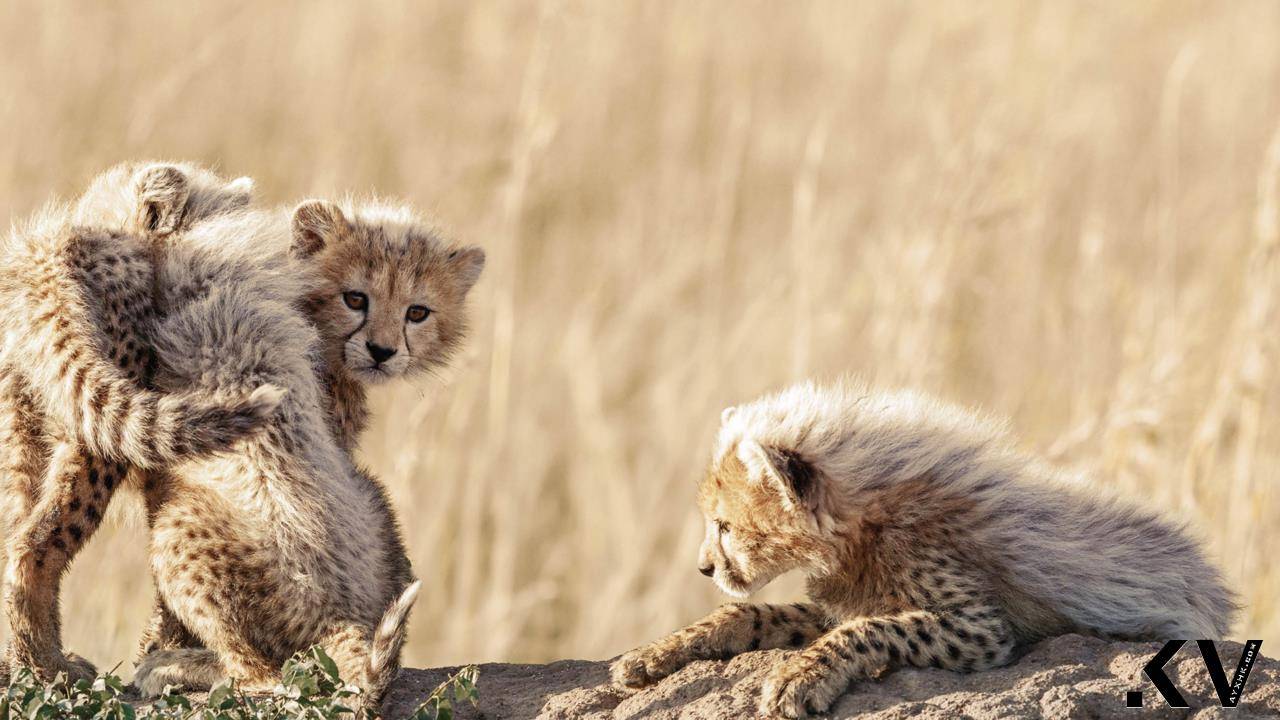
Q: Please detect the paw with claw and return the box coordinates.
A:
[759,649,846,719]
[609,640,691,689]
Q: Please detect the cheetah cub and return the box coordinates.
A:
[129,199,483,705]
[612,380,1236,718]
[0,162,277,683]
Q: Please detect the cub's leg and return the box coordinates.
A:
[0,371,49,686]
[759,605,1016,719]
[133,648,229,698]
[0,371,45,531]
[133,618,277,698]
[3,443,119,682]
[143,497,282,697]
[136,596,203,660]
[611,603,828,688]
[135,471,204,661]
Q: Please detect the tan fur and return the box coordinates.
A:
[124,199,482,706]
[0,164,483,702]
[612,380,1237,718]
[292,199,484,449]
[0,163,275,683]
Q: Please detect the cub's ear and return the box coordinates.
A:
[292,200,350,258]
[737,439,817,513]
[446,246,486,294]
[133,164,191,237]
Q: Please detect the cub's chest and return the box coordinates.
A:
[806,556,919,620]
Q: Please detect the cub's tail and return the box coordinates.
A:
[365,579,422,705]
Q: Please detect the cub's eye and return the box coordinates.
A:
[716,520,731,535]
[342,291,368,311]
[406,305,431,323]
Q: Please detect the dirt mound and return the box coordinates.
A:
[385,635,1277,719]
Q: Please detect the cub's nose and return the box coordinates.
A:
[699,563,715,577]
[367,342,397,364]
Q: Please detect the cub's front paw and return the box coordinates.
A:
[609,642,688,689]
[759,651,843,719]
[62,652,98,684]
[3,647,98,686]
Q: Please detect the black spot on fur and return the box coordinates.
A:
[947,643,961,659]
[790,631,805,647]
[917,630,934,645]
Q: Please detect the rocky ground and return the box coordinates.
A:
[384,635,1277,719]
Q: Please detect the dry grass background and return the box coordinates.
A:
[0,1,1277,671]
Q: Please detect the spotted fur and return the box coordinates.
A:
[126,200,482,707]
[1,165,482,703]
[0,162,274,683]
[612,380,1237,718]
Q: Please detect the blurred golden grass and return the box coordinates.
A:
[0,1,1277,671]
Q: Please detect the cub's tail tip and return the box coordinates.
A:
[377,580,421,639]
[366,579,422,704]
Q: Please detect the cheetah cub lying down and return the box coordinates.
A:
[612,380,1236,718]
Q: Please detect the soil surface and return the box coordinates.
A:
[384,635,1277,719]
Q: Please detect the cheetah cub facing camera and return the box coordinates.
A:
[127,198,484,705]
[612,381,1236,718]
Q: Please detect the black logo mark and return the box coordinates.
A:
[1127,640,1263,709]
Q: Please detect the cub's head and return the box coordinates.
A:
[696,407,837,598]
[291,199,485,384]
[74,161,254,239]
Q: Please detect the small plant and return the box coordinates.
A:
[1,666,135,720]
[0,648,478,720]
[406,666,479,720]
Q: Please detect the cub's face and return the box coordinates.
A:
[696,452,809,598]
[293,200,485,384]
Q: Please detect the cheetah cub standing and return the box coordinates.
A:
[0,163,279,683]
[612,380,1236,718]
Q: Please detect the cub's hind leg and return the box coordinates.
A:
[0,371,45,529]
[611,603,828,688]
[0,371,50,686]
[136,596,203,660]
[135,473,204,661]
[3,443,119,682]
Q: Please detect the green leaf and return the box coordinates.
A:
[311,648,340,682]
[208,681,236,709]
